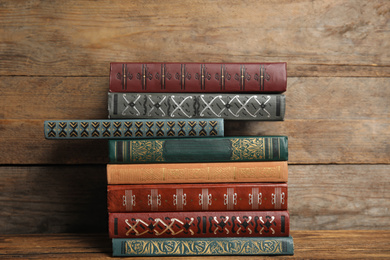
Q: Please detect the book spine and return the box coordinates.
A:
[44,119,224,139]
[109,211,289,238]
[107,183,288,212]
[108,136,288,163]
[108,93,285,121]
[107,161,288,184]
[109,62,287,93]
[112,236,294,256]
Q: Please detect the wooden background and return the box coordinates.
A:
[0,0,389,235]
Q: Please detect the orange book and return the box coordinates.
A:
[107,161,288,184]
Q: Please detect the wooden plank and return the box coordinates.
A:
[0,77,108,120]
[0,120,108,164]
[1,231,390,259]
[0,0,389,77]
[1,165,389,234]
[0,165,107,234]
[288,164,390,230]
[1,76,389,120]
[1,118,388,164]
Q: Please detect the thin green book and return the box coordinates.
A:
[112,237,294,256]
[109,136,288,163]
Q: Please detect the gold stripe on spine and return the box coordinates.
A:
[241,65,245,90]
[201,64,205,90]
[231,138,265,161]
[122,64,126,90]
[150,189,159,211]
[274,187,282,209]
[251,187,259,210]
[125,190,133,211]
[181,64,186,90]
[201,188,209,210]
[221,64,225,90]
[225,188,235,210]
[175,189,184,210]
[161,64,165,90]
[142,64,146,90]
[262,65,265,91]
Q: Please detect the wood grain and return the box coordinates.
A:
[0,0,389,244]
[0,165,107,234]
[1,118,388,164]
[1,165,389,234]
[1,231,389,259]
[1,76,389,164]
[1,76,389,120]
[0,0,389,77]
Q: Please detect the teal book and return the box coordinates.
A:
[44,119,223,139]
[108,93,285,121]
[112,236,294,256]
[109,136,288,163]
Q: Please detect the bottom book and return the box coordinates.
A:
[112,236,294,256]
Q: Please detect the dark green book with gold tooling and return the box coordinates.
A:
[112,236,294,256]
[108,136,288,163]
[44,119,223,139]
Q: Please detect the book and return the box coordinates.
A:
[107,183,288,212]
[44,118,223,139]
[112,236,294,256]
[107,161,288,184]
[108,93,285,120]
[109,62,287,93]
[109,211,289,238]
[108,136,288,163]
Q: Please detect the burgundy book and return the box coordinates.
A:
[109,211,289,238]
[107,183,287,212]
[110,62,287,93]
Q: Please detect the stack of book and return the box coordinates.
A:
[44,62,294,256]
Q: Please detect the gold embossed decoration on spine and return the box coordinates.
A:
[121,238,287,256]
[231,138,265,161]
[130,140,165,162]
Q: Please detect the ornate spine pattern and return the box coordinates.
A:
[44,119,223,139]
[109,211,289,238]
[112,236,294,256]
[107,161,289,184]
[108,136,288,163]
[109,62,287,93]
[107,183,288,212]
[108,93,285,121]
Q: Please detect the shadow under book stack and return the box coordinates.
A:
[43,62,294,257]
[106,62,294,257]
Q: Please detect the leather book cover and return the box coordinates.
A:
[44,118,223,139]
[107,161,288,184]
[107,183,288,212]
[108,136,288,163]
[107,93,285,121]
[109,62,287,93]
[109,211,290,238]
[112,236,294,256]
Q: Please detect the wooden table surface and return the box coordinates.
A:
[0,1,389,258]
[1,231,389,259]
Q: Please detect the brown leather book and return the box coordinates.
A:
[107,161,288,184]
[107,183,288,212]
[110,62,287,93]
[109,211,290,238]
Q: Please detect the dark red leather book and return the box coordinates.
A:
[109,211,289,238]
[109,62,287,93]
[107,183,287,212]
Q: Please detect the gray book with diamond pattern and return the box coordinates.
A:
[108,93,285,120]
